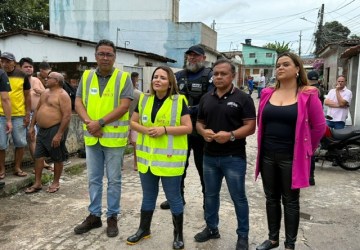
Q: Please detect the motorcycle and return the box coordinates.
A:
[314,121,360,171]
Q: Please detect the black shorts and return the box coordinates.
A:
[34,124,68,163]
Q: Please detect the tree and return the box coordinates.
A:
[350,34,360,39]
[0,0,49,32]
[263,41,291,54]
[314,21,351,55]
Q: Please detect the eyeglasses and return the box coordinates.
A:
[96,52,115,58]
[45,76,58,81]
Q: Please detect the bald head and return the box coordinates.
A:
[46,71,64,87]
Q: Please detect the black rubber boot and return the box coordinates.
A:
[126,210,154,245]
[172,213,184,249]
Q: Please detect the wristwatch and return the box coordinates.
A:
[230,131,236,142]
[98,119,105,127]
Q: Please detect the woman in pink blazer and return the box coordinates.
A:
[255,52,326,250]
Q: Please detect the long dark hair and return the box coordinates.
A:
[275,52,308,89]
[149,66,179,97]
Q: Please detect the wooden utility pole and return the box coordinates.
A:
[315,4,325,54]
[211,20,216,30]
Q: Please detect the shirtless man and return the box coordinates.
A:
[19,57,53,171]
[25,72,72,194]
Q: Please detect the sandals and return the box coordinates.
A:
[25,186,42,194]
[46,186,60,193]
[13,171,28,177]
[44,164,54,171]
[32,164,54,174]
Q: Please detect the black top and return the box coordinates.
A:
[197,85,256,157]
[262,101,297,153]
[176,67,213,134]
[0,69,11,92]
[135,94,189,123]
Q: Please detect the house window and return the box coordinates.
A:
[253,69,260,74]
[249,53,255,58]
[266,53,272,58]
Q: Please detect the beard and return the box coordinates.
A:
[186,61,205,73]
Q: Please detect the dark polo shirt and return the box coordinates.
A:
[197,85,256,158]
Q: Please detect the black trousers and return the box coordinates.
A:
[181,133,205,197]
[260,151,300,249]
[310,156,315,178]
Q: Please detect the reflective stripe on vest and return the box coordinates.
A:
[82,69,129,147]
[136,94,187,176]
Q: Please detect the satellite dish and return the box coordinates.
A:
[234,55,242,64]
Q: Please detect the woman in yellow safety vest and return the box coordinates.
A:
[127,66,192,249]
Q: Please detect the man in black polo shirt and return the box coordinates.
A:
[194,59,256,250]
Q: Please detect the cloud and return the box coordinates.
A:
[181,0,250,23]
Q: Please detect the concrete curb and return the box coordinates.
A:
[0,157,87,198]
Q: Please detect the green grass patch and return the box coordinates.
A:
[64,164,85,176]
[28,173,54,185]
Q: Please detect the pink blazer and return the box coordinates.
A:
[255,87,326,189]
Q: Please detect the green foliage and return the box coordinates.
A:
[28,173,54,185]
[350,34,360,39]
[314,21,351,55]
[263,41,290,54]
[64,164,85,176]
[0,0,49,32]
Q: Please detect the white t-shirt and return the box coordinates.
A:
[258,76,266,88]
[326,86,352,122]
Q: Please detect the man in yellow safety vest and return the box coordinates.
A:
[74,39,133,238]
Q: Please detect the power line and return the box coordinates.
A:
[327,0,356,13]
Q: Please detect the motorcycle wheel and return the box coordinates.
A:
[337,143,360,171]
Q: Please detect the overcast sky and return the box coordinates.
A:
[179,0,360,55]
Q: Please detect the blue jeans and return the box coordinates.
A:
[86,142,125,217]
[257,87,264,98]
[140,170,183,215]
[203,155,249,238]
[0,116,27,149]
[326,120,345,129]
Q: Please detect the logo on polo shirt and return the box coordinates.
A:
[227,102,238,108]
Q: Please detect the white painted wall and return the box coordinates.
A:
[49,0,217,68]
[50,0,176,41]
[0,34,139,66]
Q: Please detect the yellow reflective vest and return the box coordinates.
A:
[82,69,129,147]
[136,94,188,176]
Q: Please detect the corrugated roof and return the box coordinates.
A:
[340,44,360,59]
[317,39,360,55]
